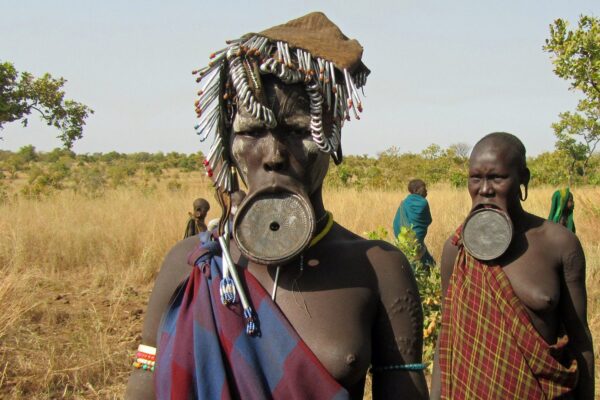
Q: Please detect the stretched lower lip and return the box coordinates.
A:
[474,203,500,211]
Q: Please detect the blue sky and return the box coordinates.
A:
[1,0,598,156]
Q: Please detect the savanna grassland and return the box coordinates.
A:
[0,172,599,399]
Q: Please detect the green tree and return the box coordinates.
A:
[17,145,38,163]
[421,143,443,160]
[0,61,93,148]
[544,16,600,184]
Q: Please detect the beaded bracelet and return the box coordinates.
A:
[132,344,156,372]
[370,363,427,373]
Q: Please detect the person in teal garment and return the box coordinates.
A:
[548,188,576,233]
[393,179,435,267]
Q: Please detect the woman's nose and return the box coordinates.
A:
[262,133,288,172]
[480,179,494,196]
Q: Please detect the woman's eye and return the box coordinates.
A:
[236,130,262,138]
[290,129,311,138]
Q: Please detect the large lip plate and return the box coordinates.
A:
[463,208,513,261]
[233,192,315,265]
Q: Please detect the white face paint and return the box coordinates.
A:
[228,77,333,265]
[229,79,331,196]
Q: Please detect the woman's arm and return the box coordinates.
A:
[124,237,197,399]
[368,242,429,399]
[559,234,594,399]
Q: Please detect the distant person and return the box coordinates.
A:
[548,188,575,233]
[183,198,210,239]
[393,179,434,266]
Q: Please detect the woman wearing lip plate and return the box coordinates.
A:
[126,12,428,400]
[431,132,593,399]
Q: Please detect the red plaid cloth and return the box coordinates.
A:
[438,227,578,399]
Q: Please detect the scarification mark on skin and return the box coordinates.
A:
[405,289,424,336]
[389,294,411,316]
[390,289,424,341]
[395,336,418,357]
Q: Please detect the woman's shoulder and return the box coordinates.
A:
[324,223,412,276]
[164,235,204,266]
[528,213,577,243]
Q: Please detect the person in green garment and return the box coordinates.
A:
[548,188,575,233]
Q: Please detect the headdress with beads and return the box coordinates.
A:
[193,12,370,193]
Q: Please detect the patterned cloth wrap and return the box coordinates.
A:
[438,227,579,399]
[154,238,348,400]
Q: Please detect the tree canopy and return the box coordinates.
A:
[0,61,93,149]
[544,15,600,183]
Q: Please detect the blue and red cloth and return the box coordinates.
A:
[154,239,348,400]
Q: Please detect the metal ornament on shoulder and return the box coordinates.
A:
[463,208,513,261]
[233,192,315,265]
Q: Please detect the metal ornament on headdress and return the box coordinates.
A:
[463,208,513,261]
[192,12,370,192]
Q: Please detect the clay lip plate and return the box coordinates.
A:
[463,208,513,261]
[233,192,315,265]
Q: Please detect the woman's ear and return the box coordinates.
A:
[521,167,531,187]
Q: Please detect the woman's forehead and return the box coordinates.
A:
[469,144,521,170]
[233,79,312,132]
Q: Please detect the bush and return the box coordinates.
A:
[144,163,163,179]
[449,170,466,188]
[73,166,106,197]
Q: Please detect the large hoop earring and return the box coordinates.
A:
[519,184,528,201]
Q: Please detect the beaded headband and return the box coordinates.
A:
[193,12,370,193]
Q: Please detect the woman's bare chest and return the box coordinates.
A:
[501,248,561,314]
[249,265,376,387]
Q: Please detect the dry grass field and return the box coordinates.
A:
[0,176,598,399]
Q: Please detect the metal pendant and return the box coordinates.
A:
[233,192,315,265]
[463,208,513,261]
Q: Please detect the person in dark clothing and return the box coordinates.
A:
[183,198,210,238]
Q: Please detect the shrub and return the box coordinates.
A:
[73,166,106,197]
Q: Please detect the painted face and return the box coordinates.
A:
[468,143,524,215]
[230,77,330,199]
[228,76,332,265]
